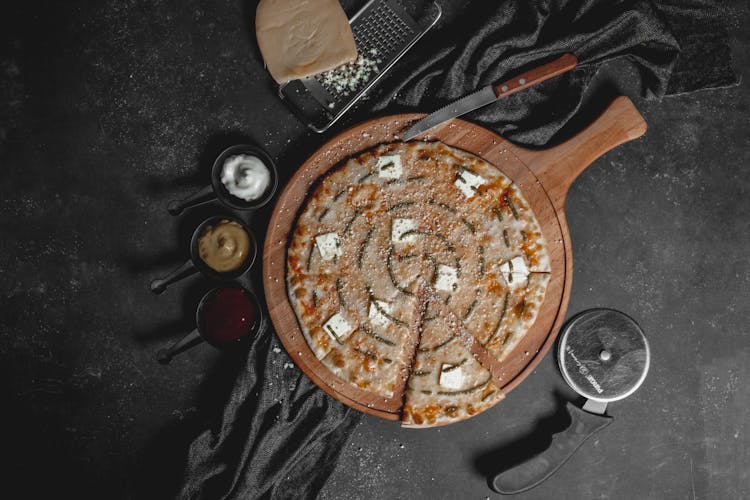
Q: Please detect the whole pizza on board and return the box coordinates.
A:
[287,141,550,427]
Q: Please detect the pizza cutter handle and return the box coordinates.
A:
[168,185,215,215]
[489,402,612,495]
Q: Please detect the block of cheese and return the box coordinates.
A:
[256,0,358,84]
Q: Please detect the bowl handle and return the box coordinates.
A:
[157,328,204,364]
[149,260,198,294]
[168,185,215,215]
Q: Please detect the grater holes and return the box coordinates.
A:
[353,2,414,59]
[314,0,416,99]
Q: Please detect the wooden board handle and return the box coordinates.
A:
[511,96,647,210]
[493,53,578,98]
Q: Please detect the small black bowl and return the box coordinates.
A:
[157,285,266,364]
[150,216,257,294]
[168,144,278,215]
[211,144,279,210]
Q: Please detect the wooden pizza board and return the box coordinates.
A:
[263,96,647,422]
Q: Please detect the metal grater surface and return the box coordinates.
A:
[278,0,441,133]
[312,1,417,98]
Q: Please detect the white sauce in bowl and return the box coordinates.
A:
[220,154,271,202]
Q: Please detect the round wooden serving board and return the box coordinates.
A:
[263,97,647,422]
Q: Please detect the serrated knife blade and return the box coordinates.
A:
[402,53,578,140]
[403,87,497,140]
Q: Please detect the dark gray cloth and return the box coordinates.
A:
[179,1,736,499]
[179,324,361,500]
[368,0,738,145]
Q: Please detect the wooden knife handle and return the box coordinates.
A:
[492,53,578,98]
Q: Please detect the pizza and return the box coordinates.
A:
[286,141,550,427]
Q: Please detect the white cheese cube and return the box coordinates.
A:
[439,364,464,389]
[499,256,530,288]
[392,218,417,243]
[454,169,486,198]
[377,155,402,179]
[509,256,528,275]
[435,264,458,292]
[368,300,391,327]
[315,232,342,260]
[323,312,355,343]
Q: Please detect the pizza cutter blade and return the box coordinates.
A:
[489,308,650,495]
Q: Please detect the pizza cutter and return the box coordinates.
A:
[489,308,650,494]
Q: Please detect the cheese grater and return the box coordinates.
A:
[277,0,441,133]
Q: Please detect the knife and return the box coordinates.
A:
[403,53,578,140]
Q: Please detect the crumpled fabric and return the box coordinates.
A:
[179,1,736,499]
[179,323,361,500]
[366,0,737,145]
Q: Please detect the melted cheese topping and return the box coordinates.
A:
[454,169,486,198]
[368,300,392,328]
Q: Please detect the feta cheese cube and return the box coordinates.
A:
[377,155,402,179]
[392,218,417,243]
[435,264,458,292]
[499,256,529,288]
[323,312,355,343]
[368,300,392,327]
[315,232,342,260]
[454,169,486,198]
[439,364,464,389]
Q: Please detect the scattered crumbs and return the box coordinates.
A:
[283,362,295,369]
[272,347,281,354]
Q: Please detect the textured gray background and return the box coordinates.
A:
[1,0,748,499]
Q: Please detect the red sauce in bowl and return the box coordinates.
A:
[199,287,259,345]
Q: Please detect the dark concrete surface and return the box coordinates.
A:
[1,0,748,499]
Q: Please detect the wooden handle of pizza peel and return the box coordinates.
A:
[492,53,578,98]
[508,96,648,211]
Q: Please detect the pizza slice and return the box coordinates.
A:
[402,300,505,427]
